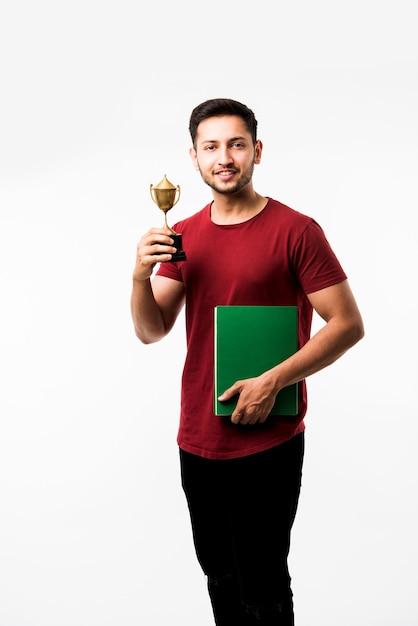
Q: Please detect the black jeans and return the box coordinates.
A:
[180,432,304,625]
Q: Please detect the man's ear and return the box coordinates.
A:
[254,140,263,164]
[189,147,199,170]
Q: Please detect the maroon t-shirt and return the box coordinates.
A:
[157,198,347,459]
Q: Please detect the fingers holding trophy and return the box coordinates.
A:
[150,174,187,262]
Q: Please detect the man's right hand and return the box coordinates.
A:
[132,227,177,282]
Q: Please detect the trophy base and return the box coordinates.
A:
[169,233,187,262]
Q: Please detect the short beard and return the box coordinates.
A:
[199,161,255,195]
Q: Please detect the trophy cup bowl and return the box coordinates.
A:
[150,174,187,262]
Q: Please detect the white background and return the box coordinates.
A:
[0,1,417,624]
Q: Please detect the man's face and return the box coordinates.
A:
[190,115,262,195]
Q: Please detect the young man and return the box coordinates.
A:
[131,98,364,625]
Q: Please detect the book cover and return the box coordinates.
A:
[214,306,298,416]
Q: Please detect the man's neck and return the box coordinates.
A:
[210,191,267,225]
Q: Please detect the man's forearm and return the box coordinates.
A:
[130,278,167,344]
[268,315,364,392]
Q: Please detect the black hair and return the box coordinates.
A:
[188,98,258,147]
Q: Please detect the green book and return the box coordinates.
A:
[214,306,298,416]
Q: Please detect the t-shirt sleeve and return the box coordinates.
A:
[156,259,184,282]
[292,220,347,294]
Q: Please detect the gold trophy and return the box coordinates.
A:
[150,174,187,262]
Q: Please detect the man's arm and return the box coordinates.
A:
[130,228,186,344]
[218,280,365,425]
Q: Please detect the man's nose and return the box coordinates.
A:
[218,147,233,165]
